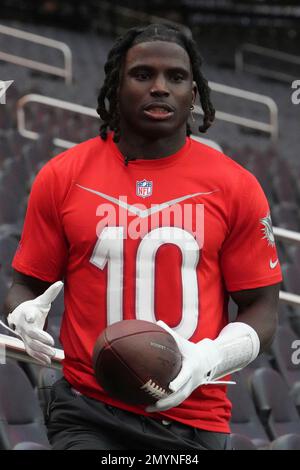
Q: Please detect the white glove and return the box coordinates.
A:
[146,320,223,412]
[7,281,63,366]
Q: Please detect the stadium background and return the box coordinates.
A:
[0,0,299,450]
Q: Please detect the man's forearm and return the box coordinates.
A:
[229,283,280,353]
[3,283,41,317]
[209,301,278,381]
[3,271,53,318]
[236,304,278,352]
[210,321,260,381]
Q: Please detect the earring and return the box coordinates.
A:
[190,105,195,122]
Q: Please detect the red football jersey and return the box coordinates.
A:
[12,134,282,432]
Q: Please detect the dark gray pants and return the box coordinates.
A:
[46,378,231,450]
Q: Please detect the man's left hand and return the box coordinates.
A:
[146,321,222,412]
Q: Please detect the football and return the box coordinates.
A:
[92,319,182,406]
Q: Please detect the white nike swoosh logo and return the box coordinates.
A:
[270,259,279,269]
[76,184,219,219]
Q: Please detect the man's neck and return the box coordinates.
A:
[116,129,187,161]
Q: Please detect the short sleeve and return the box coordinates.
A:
[12,162,68,282]
[220,170,282,292]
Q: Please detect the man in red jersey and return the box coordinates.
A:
[4,24,282,450]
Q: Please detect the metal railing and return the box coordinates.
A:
[195,81,278,142]
[17,94,98,148]
[0,333,63,369]
[273,226,300,245]
[235,43,300,83]
[191,135,223,152]
[273,227,300,307]
[0,24,72,84]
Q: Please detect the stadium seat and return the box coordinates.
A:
[0,234,19,281]
[0,359,50,450]
[239,353,273,383]
[13,441,51,450]
[2,157,30,197]
[228,371,270,448]
[27,135,54,168]
[273,175,297,206]
[275,240,287,266]
[272,203,300,232]
[280,263,300,336]
[289,308,300,338]
[0,187,20,225]
[271,325,300,411]
[247,156,273,204]
[251,368,300,440]
[281,263,300,295]
[272,159,299,205]
[287,245,300,267]
[277,303,293,327]
[0,269,8,313]
[230,433,257,450]
[269,433,300,450]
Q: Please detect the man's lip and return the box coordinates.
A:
[143,102,175,112]
[143,109,174,121]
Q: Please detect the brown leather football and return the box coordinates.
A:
[92,319,182,406]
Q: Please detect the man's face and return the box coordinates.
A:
[118,40,196,139]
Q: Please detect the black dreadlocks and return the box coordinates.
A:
[96,24,215,143]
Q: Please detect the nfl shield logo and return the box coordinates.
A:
[136,179,153,198]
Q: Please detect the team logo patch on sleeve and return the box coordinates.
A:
[260,211,275,247]
[136,179,153,198]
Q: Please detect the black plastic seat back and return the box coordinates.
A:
[0,359,50,450]
[251,368,300,440]
[271,325,300,386]
[230,433,257,450]
[270,433,300,450]
[228,372,269,448]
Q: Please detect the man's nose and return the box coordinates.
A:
[150,76,170,97]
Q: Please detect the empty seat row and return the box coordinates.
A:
[231,433,300,450]
[229,366,300,448]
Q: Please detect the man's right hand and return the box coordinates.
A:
[7,281,63,366]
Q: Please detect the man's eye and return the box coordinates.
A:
[135,71,150,80]
[171,74,184,82]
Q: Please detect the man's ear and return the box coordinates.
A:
[192,81,197,105]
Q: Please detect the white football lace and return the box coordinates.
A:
[141,379,170,399]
